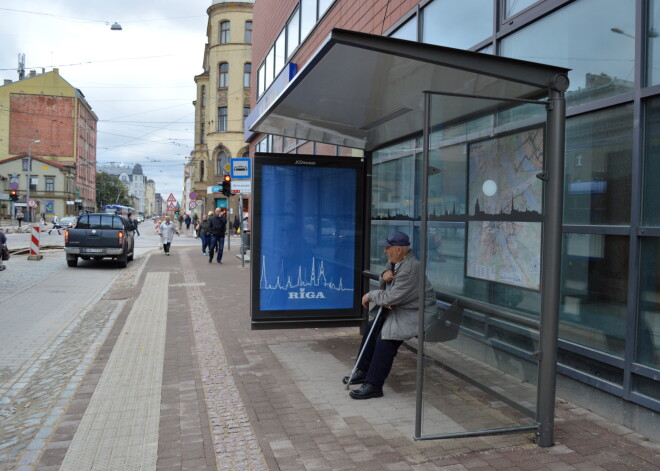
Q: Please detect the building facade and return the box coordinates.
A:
[0,68,97,214]
[249,0,658,439]
[190,0,253,220]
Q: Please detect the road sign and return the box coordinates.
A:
[230,158,251,179]
[231,180,251,194]
[189,192,197,200]
[189,202,197,209]
[9,181,18,190]
[167,202,176,211]
[28,199,37,208]
[167,193,176,202]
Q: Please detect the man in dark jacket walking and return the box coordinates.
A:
[207,207,227,264]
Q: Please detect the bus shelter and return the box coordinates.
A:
[251,28,569,447]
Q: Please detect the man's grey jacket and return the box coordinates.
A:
[367,251,438,340]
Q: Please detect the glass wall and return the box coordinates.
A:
[637,238,660,369]
[643,96,660,226]
[422,0,493,49]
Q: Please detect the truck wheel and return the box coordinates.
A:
[128,251,134,262]
[118,254,128,268]
[67,257,78,267]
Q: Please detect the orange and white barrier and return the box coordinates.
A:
[28,225,43,260]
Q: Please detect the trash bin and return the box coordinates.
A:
[241,232,251,255]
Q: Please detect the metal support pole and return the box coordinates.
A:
[536,77,567,447]
[240,193,245,267]
[26,139,40,223]
[414,91,432,439]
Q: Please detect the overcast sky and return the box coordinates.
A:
[0,0,212,201]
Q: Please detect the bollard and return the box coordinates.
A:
[28,225,43,261]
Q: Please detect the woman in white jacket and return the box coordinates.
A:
[158,215,178,255]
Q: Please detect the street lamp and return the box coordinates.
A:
[26,139,40,223]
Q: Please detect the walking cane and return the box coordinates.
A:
[345,305,384,390]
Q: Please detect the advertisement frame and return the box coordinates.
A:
[251,153,365,328]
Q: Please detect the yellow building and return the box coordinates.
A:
[0,68,98,216]
[190,0,253,220]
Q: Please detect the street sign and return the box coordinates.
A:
[9,182,18,190]
[230,158,251,179]
[189,192,197,200]
[167,202,176,211]
[207,186,222,194]
[231,180,251,194]
[167,193,176,202]
[28,199,37,207]
[189,202,197,209]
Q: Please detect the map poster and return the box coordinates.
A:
[465,127,544,290]
[251,153,364,327]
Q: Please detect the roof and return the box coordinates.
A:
[0,153,73,170]
[250,29,570,151]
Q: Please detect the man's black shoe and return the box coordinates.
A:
[208,258,212,263]
[342,369,366,385]
[349,383,383,400]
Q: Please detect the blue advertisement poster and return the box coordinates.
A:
[252,154,364,326]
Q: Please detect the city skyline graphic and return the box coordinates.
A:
[260,256,354,293]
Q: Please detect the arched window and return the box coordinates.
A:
[219,63,229,88]
[244,63,251,88]
[217,151,228,175]
[245,20,252,44]
[220,21,230,44]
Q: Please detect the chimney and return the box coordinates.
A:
[3,79,12,85]
[29,70,36,77]
[53,68,59,75]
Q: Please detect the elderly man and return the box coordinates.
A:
[345,231,437,399]
[158,215,178,255]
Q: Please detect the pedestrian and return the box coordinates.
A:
[158,215,178,255]
[48,215,63,235]
[177,213,184,230]
[233,215,240,235]
[16,209,24,228]
[207,207,227,264]
[192,213,199,237]
[0,227,8,271]
[185,213,192,231]
[127,212,140,236]
[196,213,211,255]
[242,216,249,233]
[344,231,437,399]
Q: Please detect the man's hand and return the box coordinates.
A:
[361,293,370,309]
[382,269,394,283]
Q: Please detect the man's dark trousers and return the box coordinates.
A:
[356,315,404,389]
[209,235,225,262]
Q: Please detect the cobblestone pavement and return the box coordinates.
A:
[0,242,657,470]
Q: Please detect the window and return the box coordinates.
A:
[258,64,265,96]
[643,96,660,225]
[504,0,539,19]
[219,63,229,88]
[638,238,660,368]
[22,158,31,171]
[287,8,300,59]
[300,0,317,41]
[422,0,492,50]
[218,107,228,132]
[201,85,206,107]
[45,177,55,192]
[244,63,251,88]
[391,17,418,41]
[220,21,230,44]
[245,20,252,43]
[217,152,228,175]
[29,176,37,192]
[274,29,286,74]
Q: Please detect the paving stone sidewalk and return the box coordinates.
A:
[33,246,659,470]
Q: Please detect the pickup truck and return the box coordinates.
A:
[64,213,135,268]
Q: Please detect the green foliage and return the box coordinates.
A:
[96,172,131,209]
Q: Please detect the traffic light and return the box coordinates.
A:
[9,190,18,201]
[222,175,232,197]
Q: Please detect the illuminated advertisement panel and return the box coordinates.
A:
[251,153,364,327]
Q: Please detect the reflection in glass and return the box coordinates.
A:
[504,0,539,19]
[643,96,660,226]
[500,0,635,107]
[300,0,316,41]
[287,8,300,59]
[637,238,660,368]
[564,104,632,225]
[390,17,417,41]
[274,30,286,76]
[647,0,660,85]
[371,150,416,220]
[560,234,629,356]
[422,0,492,49]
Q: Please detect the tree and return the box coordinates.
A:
[96,172,131,209]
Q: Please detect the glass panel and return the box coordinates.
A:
[390,17,417,41]
[274,30,286,76]
[500,0,635,107]
[258,64,265,96]
[300,0,316,41]
[648,0,660,85]
[504,0,538,19]
[564,104,633,225]
[422,0,493,49]
[318,0,333,18]
[637,238,660,368]
[643,96,660,225]
[287,8,300,58]
[419,93,538,440]
[265,47,274,85]
[560,234,629,357]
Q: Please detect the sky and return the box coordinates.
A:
[0,0,212,201]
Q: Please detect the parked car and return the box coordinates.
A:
[64,213,135,268]
[59,216,77,228]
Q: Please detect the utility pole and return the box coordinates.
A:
[26,139,40,222]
